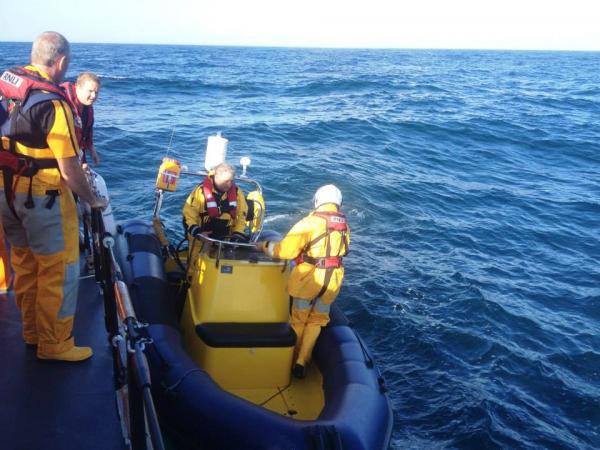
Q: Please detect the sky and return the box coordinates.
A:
[1,0,599,51]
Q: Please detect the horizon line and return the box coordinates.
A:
[1,39,598,53]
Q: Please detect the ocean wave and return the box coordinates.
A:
[284,77,408,97]
[3,43,596,450]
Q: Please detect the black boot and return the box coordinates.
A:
[292,363,306,379]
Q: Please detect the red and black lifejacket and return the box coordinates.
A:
[295,211,349,269]
[0,67,65,214]
[61,81,94,152]
[202,176,238,219]
[0,67,65,107]
[295,210,349,300]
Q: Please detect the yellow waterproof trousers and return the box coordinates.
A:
[0,186,79,354]
[291,297,332,366]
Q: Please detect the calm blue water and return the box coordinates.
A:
[2,42,599,449]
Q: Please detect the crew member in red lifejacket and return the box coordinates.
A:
[257,184,350,378]
[182,162,249,242]
[0,31,107,362]
[61,72,101,165]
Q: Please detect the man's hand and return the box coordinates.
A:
[229,232,249,243]
[57,156,101,206]
[188,225,211,239]
[89,196,108,209]
[89,147,100,166]
[188,225,201,238]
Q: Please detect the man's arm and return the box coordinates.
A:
[85,108,99,165]
[56,156,106,208]
[89,146,100,166]
[231,189,248,235]
[262,217,311,259]
[182,185,204,235]
[46,99,106,208]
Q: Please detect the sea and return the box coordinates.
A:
[1,42,598,450]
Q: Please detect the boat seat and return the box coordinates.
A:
[196,322,296,348]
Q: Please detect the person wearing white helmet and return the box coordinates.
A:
[257,184,350,378]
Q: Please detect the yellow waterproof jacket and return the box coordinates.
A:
[0,66,80,195]
[182,181,248,237]
[265,204,350,303]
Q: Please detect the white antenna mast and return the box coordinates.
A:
[166,128,176,156]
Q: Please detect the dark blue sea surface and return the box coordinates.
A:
[1,42,599,449]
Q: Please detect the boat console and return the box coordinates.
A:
[181,237,296,390]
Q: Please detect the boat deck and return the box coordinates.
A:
[230,362,325,419]
[0,273,126,450]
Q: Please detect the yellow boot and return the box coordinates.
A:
[295,323,322,368]
[38,346,93,362]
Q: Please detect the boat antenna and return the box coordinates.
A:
[166,127,176,156]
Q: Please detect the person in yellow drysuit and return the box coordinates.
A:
[257,185,350,378]
[182,162,249,242]
[0,32,107,362]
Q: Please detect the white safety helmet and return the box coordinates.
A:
[313,184,342,208]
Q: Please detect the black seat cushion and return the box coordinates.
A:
[196,322,296,348]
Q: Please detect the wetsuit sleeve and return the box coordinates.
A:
[46,99,80,159]
[89,106,94,147]
[81,105,94,150]
[269,217,313,260]
[231,188,248,235]
[182,185,205,231]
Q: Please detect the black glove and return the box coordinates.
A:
[188,225,202,238]
[229,232,249,243]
